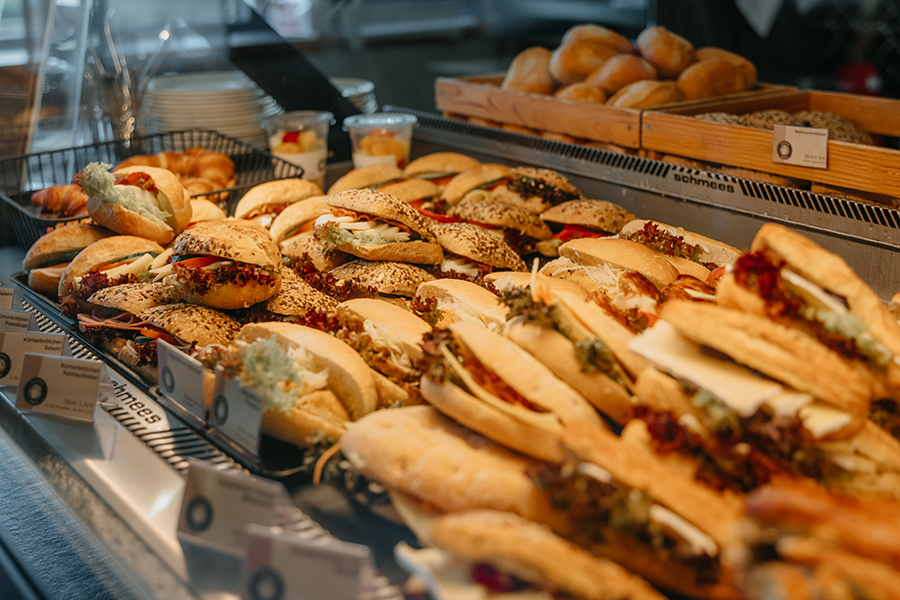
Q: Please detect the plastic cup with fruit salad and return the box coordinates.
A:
[343,113,417,170]
[267,111,333,189]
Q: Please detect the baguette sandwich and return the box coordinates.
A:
[447,199,552,256]
[432,222,527,282]
[233,178,323,228]
[415,279,509,331]
[402,152,482,190]
[24,223,115,297]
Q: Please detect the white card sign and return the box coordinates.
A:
[210,366,264,455]
[15,353,102,421]
[0,331,68,385]
[772,124,829,169]
[177,458,292,555]
[0,288,17,309]
[157,340,207,420]
[243,526,377,600]
[0,308,38,332]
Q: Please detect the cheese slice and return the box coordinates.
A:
[781,269,847,314]
[150,248,173,270]
[442,257,481,278]
[75,253,155,286]
[798,402,852,439]
[627,321,783,417]
[441,344,562,433]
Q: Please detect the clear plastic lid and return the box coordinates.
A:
[343,112,417,130]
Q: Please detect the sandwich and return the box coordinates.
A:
[419,321,603,461]
[326,164,403,195]
[224,322,378,447]
[378,178,441,206]
[489,167,583,214]
[267,196,330,247]
[187,199,227,226]
[73,162,191,245]
[440,164,512,209]
[628,300,900,501]
[315,188,443,264]
[119,303,241,383]
[58,235,165,314]
[484,270,589,299]
[540,237,678,332]
[447,199,552,255]
[432,222,527,283]
[395,510,665,600]
[328,260,435,300]
[334,298,431,402]
[77,281,176,355]
[415,279,509,331]
[620,219,742,280]
[340,405,542,516]
[739,482,900,600]
[159,221,283,310]
[281,234,351,273]
[233,178,324,228]
[23,223,115,297]
[537,199,636,257]
[401,152,482,190]
[717,222,900,409]
[244,267,338,326]
[531,422,743,599]
[500,285,644,424]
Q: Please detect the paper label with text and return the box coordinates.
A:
[0,288,17,309]
[158,340,207,420]
[0,331,67,385]
[210,367,263,455]
[772,124,829,169]
[15,354,101,421]
[0,308,38,332]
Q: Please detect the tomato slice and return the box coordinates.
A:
[408,200,459,223]
[175,255,222,269]
[139,328,178,346]
[555,224,608,243]
[426,175,455,186]
[706,265,727,288]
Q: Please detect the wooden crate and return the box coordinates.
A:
[435,75,793,149]
[642,90,900,197]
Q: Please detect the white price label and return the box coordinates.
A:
[772,124,829,169]
[0,308,38,332]
[0,331,68,385]
[210,366,264,455]
[15,353,102,421]
[243,525,377,600]
[177,459,292,555]
[158,340,207,420]
[0,288,17,309]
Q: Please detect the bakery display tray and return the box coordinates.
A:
[0,129,303,249]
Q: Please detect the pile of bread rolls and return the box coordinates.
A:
[502,23,757,108]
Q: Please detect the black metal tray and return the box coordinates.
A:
[0,129,303,249]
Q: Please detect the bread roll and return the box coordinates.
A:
[553,82,606,103]
[585,54,657,95]
[695,47,757,86]
[560,24,635,55]
[550,41,619,85]
[636,26,695,78]
[676,59,750,100]
[607,80,681,108]
[502,47,556,95]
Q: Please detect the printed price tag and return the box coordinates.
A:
[15,353,102,421]
[158,340,207,420]
[177,458,292,555]
[243,525,377,600]
[0,288,17,309]
[0,308,39,332]
[772,124,829,169]
[0,331,68,385]
[210,366,264,455]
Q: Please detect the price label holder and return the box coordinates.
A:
[177,458,295,556]
[156,340,207,426]
[15,353,104,422]
[207,366,264,462]
[243,525,377,600]
[0,288,18,309]
[772,124,829,169]
[0,331,69,386]
[0,308,39,332]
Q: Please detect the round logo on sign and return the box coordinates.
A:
[777,140,792,160]
[161,365,175,394]
[24,377,48,406]
[185,496,213,532]
[0,352,10,379]
[213,395,229,425]
[248,566,285,600]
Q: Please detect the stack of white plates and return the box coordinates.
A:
[145,72,282,147]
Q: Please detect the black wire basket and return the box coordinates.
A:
[0,129,303,249]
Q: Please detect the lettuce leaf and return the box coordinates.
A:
[79,162,172,227]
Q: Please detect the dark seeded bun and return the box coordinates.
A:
[281,235,351,272]
[432,222,527,271]
[327,164,403,194]
[329,260,435,298]
[234,178,324,219]
[86,281,177,315]
[449,199,552,239]
[541,199,635,232]
[265,267,338,316]
[139,303,241,347]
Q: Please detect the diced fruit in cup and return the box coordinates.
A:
[271,130,323,154]
[357,131,409,166]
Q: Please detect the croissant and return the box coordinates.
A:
[116,147,236,200]
[31,184,89,218]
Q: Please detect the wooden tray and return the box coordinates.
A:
[435,75,793,149]
[642,90,900,198]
